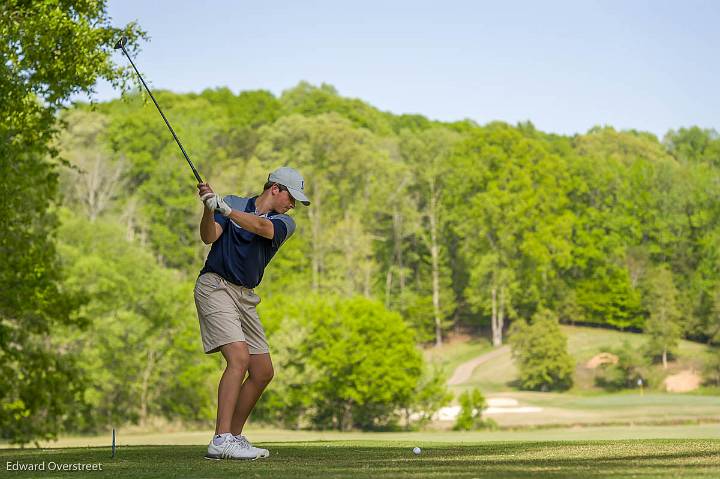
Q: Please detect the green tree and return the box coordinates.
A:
[259,295,424,430]
[703,348,720,387]
[565,127,671,330]
[0,0,143,444]
[595,341,649,391]
[453,389,493,431]
[398,127,460,346]
[56,209,216,430]
[56,109,125,221]
[249,312,322,429]
[280,82,394,136]
[308,296,423,430]
[642,266,683,369]
[447,123,574,345]
[664,127,720,166]
[403,364,453,429]
[675,165,720,344]
[253,113,389,296]
[507,309,575,391]
[100,91,227,270]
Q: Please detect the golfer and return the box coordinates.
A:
[194,166,309,460]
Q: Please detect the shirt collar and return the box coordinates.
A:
[248,196,278,217]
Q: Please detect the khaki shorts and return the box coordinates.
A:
[194,272,269,355]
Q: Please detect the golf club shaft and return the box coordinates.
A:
[118,44,203,184]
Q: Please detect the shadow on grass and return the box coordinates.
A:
[1,440,718,478]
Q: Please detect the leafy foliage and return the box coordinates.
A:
[703,348,720,388]
[55,209,218,430]
[453,389,495,431]
[404,364,453,429]
[0,0,143,443]
[642,266,682,367]
[594,341,650,391]
[508,309,575,391]
[4,5,720,441]
[256,295,427,430]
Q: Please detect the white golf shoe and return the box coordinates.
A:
[205,435,262,460]
[235,435,270,458]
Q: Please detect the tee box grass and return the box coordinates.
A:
[2,439,719,478]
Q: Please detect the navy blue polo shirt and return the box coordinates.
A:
[199,195,296,288]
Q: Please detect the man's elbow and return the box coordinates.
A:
[200,223,222,244]
[200,231,219,244]
[259,222,274,240]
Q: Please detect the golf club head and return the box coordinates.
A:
[114,36,128,50]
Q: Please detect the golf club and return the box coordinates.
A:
[114,36,203,183]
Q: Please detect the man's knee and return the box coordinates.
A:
[251,364,274,387]
[222,342,250,373]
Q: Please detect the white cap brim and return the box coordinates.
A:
[288,187,310,206]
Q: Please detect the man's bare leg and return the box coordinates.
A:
[230,353,274,435]
[215,342,250,434]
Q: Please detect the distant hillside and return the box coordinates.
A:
[428,326,711,393]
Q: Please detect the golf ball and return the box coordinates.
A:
[413,446,421,455]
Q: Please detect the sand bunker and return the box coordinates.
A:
[585,352,619,369]
[664,370,702,392]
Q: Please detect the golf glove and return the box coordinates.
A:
[201,192,232,217]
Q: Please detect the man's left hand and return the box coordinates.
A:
[200,191,232,217]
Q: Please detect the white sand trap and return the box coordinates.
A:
[484,406,543,415]
[429,399,543,420]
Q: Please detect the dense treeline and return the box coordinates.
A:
[62,84,720,344]
[46,84,720,431]
[3,1,720,445]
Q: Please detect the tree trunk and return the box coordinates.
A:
[394,209,405,294]
[139,348,156,427]
[498,286,505,346]
[491,286,499,346]
[308,192,322,291]
[81,152,124,221]
[662,347,668,369]
[338,401,353,431]
[430,190,442,347]
[364,259,371,297]
[122,199,136,242]
[491,285,505,347]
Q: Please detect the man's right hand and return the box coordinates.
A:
[197,182,214,199]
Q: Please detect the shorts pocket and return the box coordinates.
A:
[249,290,261,306]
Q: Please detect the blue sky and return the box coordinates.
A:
[90,0,719,138]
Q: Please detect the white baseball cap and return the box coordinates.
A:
[268,167,310,206]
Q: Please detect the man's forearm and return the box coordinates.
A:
[200,207,220,244]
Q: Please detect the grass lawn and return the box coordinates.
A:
[424,335,493,376]
[563,325,710,366]
[2,439,719,478]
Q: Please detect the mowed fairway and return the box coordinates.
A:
[2,439,719,478]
